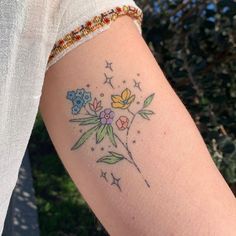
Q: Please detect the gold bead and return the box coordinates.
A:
[111,14,118,21]
[83,29,89,36]
[93,16,102,24]
[123,5,129,13]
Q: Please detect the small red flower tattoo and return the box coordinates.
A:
[116,116,129,130]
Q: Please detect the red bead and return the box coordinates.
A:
[75,35,81,40]
[86,21,92,27]
[103,17,110,24]
[59,40,64,45]
[116,7,122,13]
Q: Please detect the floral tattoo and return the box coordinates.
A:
[66,60,155,189]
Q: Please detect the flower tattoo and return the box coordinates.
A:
[116,116,129,130]
[99,108,115,125]
[67,88,92,114]
[111,88,135,109]
[67,62,155,189]
[89,98,103,113]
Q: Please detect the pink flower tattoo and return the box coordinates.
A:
[116,116,129,130]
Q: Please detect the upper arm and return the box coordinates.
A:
[39,15,236,236]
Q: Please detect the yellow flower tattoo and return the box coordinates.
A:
[111,88,135,109]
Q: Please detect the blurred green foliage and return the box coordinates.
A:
[29,0,236,235]
[30,116,109,236]
[139,0,236,189]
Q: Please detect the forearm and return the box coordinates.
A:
[40,16,236,235]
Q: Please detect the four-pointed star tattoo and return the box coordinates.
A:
[105,60,113,71]
[110,172,122,192]
[100,169,108,182]
[100,170,122,192]
[104,72,114,88]
[133,79,142,91]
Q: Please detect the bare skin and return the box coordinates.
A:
[40,16,236,235]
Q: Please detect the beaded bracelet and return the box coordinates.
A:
[48,5,143,64]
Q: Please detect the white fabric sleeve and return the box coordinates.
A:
[0,1,142,235]
[0,1,72,234]
[46,0,143,70]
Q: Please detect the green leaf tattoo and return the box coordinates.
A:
[71,125,98,150]
[138,110,155,120]
[106,125,117,147]
[143,93,155,108]
[96,124,108,143]
[66,63,156,189]
[70,116,100,125]
[97,151,124,164]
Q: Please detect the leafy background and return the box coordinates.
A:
[29,0,236,235]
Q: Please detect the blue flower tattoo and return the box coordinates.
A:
[83,91,92,103]
[66,91,76,101]
[76,88,85,97]
[66,88,92,114]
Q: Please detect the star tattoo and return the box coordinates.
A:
[100,169,108,182]
[105,60,113,71]
[133,79,142,91]
[110,172,122,192]
[104,72,114,88]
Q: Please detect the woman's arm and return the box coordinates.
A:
[40,15,236,235]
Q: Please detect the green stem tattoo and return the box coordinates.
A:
[114,133,150,187]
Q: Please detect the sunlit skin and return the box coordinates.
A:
[40,16,236,235]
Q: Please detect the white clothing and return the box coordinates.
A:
[0,0,142,234]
